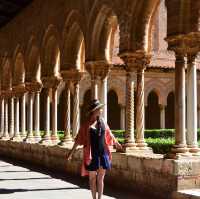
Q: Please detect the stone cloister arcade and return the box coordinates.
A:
[1,0,200,197]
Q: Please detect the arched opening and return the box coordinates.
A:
[107,90,120,130]
[62,19,85,71]
[81,90,91,124]
[14,52,25,85]
[57,87,74,131]
[145,91,160,129]
[165,92,175,129]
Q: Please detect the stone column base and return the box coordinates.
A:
[34,135,41,143]
[40,134,52,145]
[1,135,10,141]
[24,136,36,143]
[11,136,22,142]
[51,135,60,145]
[187,145,200,156]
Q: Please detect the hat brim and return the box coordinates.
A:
[89,103,105,113]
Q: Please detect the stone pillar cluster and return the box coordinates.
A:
[166,35,200,157]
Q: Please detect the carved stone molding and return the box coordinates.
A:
[119,51,151,72]
[166,32,200,55]
[85,60,110,80]
[61,69,85,83]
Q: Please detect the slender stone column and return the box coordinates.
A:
[100,77,108,122]
[61,81,73,145]
[0,98,4,137]
[12,97,21,141]
[120,105,125,130]
[72,81,80,138]
[9,97,14,138]
[124,72,136,148]
[25,92,35,143]
[136,68,147,148]
[186,54,199,153]
[51,88,59,144]
[160,105,166,129]
[41,88,52,144]
[91,77,99,100]
[20,94,26,139]
[171,53,188,154]
[34,91,41,142]
[2,99,9,140]
[198,106,200,129]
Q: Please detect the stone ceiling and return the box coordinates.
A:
[0,0,32,28]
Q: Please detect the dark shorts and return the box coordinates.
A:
[85,153,111,171]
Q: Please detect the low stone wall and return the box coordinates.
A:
[0,140,200,198]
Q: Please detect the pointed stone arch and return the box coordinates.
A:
[41,24,61,77]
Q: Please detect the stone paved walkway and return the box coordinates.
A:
[0,159,147,199]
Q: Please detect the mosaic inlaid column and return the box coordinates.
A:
[61,81,73,145]
[51,88,59,144]
[34,91,41,142]
[0,98,4,137]
[186,54,199,153]
[72,81,80,138]
[25,92,35,143]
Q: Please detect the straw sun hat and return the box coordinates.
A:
[88,99,104,113]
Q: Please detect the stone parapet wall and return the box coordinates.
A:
[0,140,200,198]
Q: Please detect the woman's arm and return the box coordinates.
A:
[66,142,79,160]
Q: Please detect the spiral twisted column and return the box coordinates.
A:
[61,81,73,145]
[136,68,147,148]
[0,98,4,138]
[25,92,35,143]
[124,71,136,147]
[51,87,59,144]
[72,81,80,138]
[40,88,52,145]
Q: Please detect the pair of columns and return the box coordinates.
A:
[171,52,199,155]
[119,52,151,151]
[61,79,81,145]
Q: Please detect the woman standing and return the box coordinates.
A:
[66,99,122,199]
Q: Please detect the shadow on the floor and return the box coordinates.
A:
[0,176,52,181]
[0,187,82,194]
[0,157,148,199]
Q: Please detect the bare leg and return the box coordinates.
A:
[89,171,97,199]
[97,167,106,199]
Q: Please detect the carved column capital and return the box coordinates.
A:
[85,60,110,80]
[119,51,151,72]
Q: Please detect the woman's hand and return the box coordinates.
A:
[115,142,123,151]
[66,151,73,161]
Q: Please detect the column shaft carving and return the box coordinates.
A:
[72,81,80,138]
[51,88,59,144]
[61,81,73,145]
